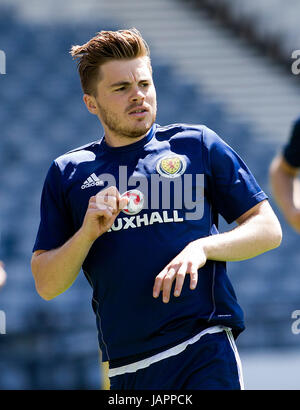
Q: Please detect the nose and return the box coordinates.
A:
[129,86,145,103]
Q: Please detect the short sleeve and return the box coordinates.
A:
[32,161,75,252]
[203,127,268,224]
[283,117,300,168]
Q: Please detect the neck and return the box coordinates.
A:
[104,130,149,148]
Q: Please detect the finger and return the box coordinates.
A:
[173,263,188,297]
[188,262,198,290]
[105,186,124,209]
[162,267,177,303]
[93,207,113,219]
[90,200,113,212]
[87,200,114,217]
[119,195,130,210]
[102,185,119,197]
[96,194,118,211]
[153,267,169,298]
[96,187,128,212]
[96,186,119,203]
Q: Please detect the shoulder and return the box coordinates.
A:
[155,123,205,140]
[155,123,224,145]
[154,123,230,162]
[155,123,224,150]
[53,139,101,171]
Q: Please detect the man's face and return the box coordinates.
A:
[92,57,157,143]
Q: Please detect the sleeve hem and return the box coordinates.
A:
[225,191,268,225]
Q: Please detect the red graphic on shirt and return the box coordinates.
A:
[122,190,144,215]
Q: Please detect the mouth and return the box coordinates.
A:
[128,106,149,117]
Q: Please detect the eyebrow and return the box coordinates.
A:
[109,81,131,88]
[109,79,151,88]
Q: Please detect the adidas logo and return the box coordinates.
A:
[81,173,104,189]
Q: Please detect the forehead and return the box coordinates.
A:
[98,57,152,86]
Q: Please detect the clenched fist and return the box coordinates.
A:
[81,186,129,242]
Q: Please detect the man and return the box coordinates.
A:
[31,28,282,390]
[269,117,300,232]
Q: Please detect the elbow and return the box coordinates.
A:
[272,230,282,250]
[261,204,283,251]
[36,286,56,301]
[269,221,283,250]
[32,275,56,301]
[31,258,56,301]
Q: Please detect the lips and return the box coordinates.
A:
[128,106,148,115]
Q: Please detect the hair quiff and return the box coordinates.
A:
[70,28,151,96]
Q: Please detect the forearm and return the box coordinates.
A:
[192,208,281,262]
[31,228,94,300]
[32,188,128,301]
[153,201,282,302]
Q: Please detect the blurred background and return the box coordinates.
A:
[0,0,300,390]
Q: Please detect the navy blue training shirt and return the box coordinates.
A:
[33,123,267,364]
[283,116,300,168]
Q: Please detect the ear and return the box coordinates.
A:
[83,94,98,115]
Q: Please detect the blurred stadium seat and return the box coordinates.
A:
[188,0,300,64]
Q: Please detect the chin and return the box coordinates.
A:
[127,121,154,139]
[127,130,149,139]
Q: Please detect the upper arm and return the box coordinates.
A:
[32,250,48,261]
[203,127,268,224]
[235,199,282,247]
[270,154,299,177]
[33,250,47,257]
[235,199,282,242]
[32,161,74,253]
[31,250,48,273]
[235,200,270,225]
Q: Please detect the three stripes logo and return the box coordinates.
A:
[81,173,104,189]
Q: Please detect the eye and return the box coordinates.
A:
[115,86,126,92]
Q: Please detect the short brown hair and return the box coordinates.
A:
[70,28,151,95]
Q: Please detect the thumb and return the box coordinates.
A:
[119,195,129,210]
